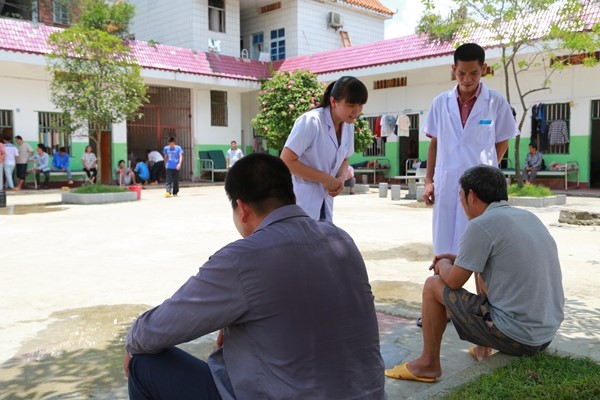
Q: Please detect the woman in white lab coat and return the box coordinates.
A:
[281,76,368,221]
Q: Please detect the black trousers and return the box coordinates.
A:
[150,161,164,183]
[166,168,179,195]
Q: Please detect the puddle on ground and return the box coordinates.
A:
[0,204,66,215]
[371,280,423,318]
[361,243,433,262]
[0,304,219,399]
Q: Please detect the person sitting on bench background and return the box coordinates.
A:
[51,146,73,185]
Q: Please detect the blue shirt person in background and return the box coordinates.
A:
[51,146,73,184]
[133,158,150,184]
[163,136,183,197]
[123,153,385,400]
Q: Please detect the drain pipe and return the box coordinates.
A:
[0,190,6,207]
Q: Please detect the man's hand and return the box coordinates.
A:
[423,182,435,205]
[123,351,132,378]
[323,175,343,196]
[217,329,225,348]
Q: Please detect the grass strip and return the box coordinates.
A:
[72,184,129,194]
[444,352,600,400]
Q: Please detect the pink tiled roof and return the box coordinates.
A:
[275,34,456,74]
[1,1,599,82]
[0,17,269,81]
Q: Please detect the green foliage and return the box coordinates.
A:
[252,69,375,153]
[353,115,374,154]
[445,352,600,399]
[72,184,128,193]
[252,70,324,151]
[508,183,554,197]
[416,0,468,41]
[46,0,147,172]
[77,0,135,37]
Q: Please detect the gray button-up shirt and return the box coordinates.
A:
[126,205,385,399]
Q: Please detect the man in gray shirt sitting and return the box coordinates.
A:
[124,153,385,399]
[385,165,564,383]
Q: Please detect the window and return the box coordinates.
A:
[210,91,228,127]
[270,28,285,61]
[53,0,70,25]
[0,110,13,139]
[38,112,71,154]
[208,0,225,33]
[251,32,264,60]
[532,103,570,154]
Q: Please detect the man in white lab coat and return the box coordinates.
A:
[422,43,518,256]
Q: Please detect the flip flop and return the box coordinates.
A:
[384,363,436,383]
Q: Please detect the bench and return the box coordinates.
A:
[197,150,228,182]
[32,170,88,189]
[405,158,421,176]
[502,161,579,190]
[353,159,391,184]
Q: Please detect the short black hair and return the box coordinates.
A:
[15,135,22,140]
[59,146,66,152]
[168,137,176,143]
[459,165,508,204]
[454,43,485,66]
[529,142,538,150]
[225,153,295,214]
[37,143,46,151]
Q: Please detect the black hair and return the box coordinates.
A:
[59,146,66,152]
[225,153,295,214]
[454,43,485,65]
[459,165,508,204]
[168,137,176,143]
[320,76,368,108]
[145,149,151,154]
[118,159,125,165]
[529,142,538,150]
[15,135,23,140]
[37,143,46,151]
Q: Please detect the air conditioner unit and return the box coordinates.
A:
[328,12,343,28]
[208,38,221,53]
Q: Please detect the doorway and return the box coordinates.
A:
[127,87,193,181]
[590,100,600,188]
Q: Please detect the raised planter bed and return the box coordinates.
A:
[61,191,137,205]
[508,194,566,207]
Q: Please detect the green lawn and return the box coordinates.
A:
[508,183,555,197]
[445,352,600,399]
[72,184,129,194]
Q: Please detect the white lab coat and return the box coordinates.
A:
[423,83,518,254]
[284,107,354,221]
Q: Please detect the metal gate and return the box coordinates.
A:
[127,87,193,180]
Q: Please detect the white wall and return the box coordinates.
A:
[295,1,386,55]
[130,0,241,58]
[192,88,243,145]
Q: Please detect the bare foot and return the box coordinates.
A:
[469,345,493,361]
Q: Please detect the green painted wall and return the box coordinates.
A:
[419,135,590,186]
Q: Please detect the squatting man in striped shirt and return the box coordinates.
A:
[385,165,564,383]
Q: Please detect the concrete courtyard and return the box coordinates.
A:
[1,185,599,399]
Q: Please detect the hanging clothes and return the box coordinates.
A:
[396,114,410,137]
[374,116,381,138]
[536,104,548,151]
[548,120,569,145]
[380,114,396,137]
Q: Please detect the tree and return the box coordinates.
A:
[417,0,600,186]
[252,69,374,153]
[46,0,146,183]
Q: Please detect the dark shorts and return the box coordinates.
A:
[16,164,28,179]
[444,287,551,356]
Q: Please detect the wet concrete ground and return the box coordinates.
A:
[1,185,600,399]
